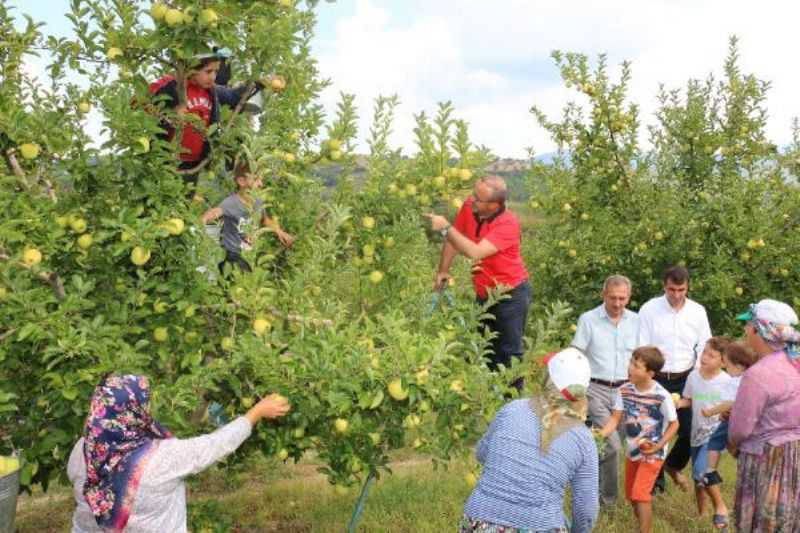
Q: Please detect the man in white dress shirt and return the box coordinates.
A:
[638,265,712,493]
[572,275,639,506]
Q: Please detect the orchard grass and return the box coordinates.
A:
[17,448,737,532]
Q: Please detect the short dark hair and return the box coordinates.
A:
[663,265,690,285]
[632,346,665,374]
[234,160,251,179]
[191,56,222,71]
[706,336,733,356]
[724,342,758,369]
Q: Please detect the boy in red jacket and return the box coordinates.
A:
[149,51,262,194]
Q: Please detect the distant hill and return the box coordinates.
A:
[309,153,558,200]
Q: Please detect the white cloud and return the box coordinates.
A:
[314,0,800,157]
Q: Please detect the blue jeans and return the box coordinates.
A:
[478,281,531,373]
[707,422,728,452]
[691,443,710,483]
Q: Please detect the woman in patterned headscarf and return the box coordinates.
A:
[729,299,800,533]
[459,348,599,533]
[68,375,289,532]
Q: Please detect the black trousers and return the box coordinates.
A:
[478,281,531,390]
[218,250,252,276]
[653,373,692,491]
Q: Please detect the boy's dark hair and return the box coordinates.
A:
[632,346,665,374]
[191,56,222,71]
[706,336,733,356]
[724,342,758,369]
[233,160,251,180]
[663,265,690,285]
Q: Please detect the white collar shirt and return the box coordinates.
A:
[638,294,712,373]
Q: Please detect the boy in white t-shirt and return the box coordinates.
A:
[700,342,758,487]
[675,336,732,529]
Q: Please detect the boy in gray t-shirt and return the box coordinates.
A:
[201,163,294,273]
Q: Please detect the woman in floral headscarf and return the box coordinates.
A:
[460,348,599,533]
[729,299,800,533]
[67,375,290,532]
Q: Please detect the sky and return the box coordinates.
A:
[11,0,800,158]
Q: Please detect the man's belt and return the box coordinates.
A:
[656,368,692,381]
[590,377,626,388]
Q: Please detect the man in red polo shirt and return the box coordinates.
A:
[426,175,531,385]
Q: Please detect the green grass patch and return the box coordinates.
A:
[16,450,738,532]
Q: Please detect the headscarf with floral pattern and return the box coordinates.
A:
[82,375,172,531]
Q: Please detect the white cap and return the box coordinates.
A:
[738,299,799,326]
[544,347,591,401]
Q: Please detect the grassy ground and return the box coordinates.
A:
[16,448,738,532]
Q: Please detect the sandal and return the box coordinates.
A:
[713,513,729,532]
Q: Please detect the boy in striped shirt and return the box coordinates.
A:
[598,346,679,533]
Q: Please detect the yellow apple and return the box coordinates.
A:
[464,472,478,488]
[241,396,254,408]
[415,368,429,385]
[329,150,342,161]
[153,327,168,342]
[368,270,384,284]
[0,287,7,300]
[76,234,93,250]
[580,213,590,221]
[253,318,271,336]
[150,2,168,21]
[130,246,151,266]
[451,198,463,210]
[107,47,123,61]
[369,432,381,445]
[164,8,184,26]
[403,414,421,428]
[55,216,69,228]
[405,184,417,196]
[671,393,681,406]
[362,244,375,257]
[136,136,150,153]
[19,143,40,160]
[449,380,464,393]
[562,203,572,211]
[153,300,168,314]
[0,456,20,476]
[70,217,87,233]
[568,249,577,258]
[334,418,349,434]
[221,337,235,352]
[327,138,342,151]
[361,216,375,229]
[78,101,91,114]
[163,218,185,236]
[735,287,744,296]
[277,448,289,461]
[383,236,395,248]
[283,152,296,163]
[22,248,42,267]
[199,8,219,26]
[293,427,305,439]
[459,168,473,181]
[412,437,423,449]
[279,0,293,6]
[387,378,408,401]
[270,75,287,92]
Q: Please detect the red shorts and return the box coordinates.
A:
[625,458,663,503]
